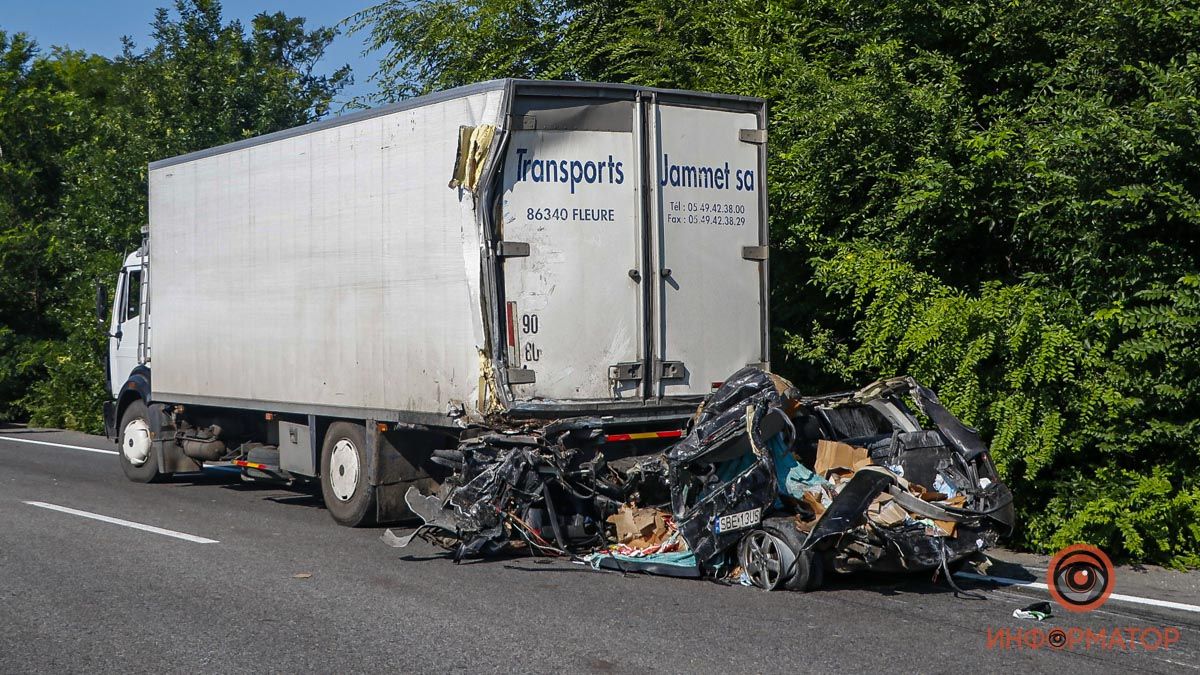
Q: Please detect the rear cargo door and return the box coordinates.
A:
[649,101,767,396]
[498,99,644,400]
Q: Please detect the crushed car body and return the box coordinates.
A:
[383,367,1015,591]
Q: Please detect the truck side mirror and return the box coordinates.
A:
[95,280,108,330]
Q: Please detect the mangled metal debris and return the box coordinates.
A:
[383,367,1014,591]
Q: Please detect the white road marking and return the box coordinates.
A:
[0,435,118,455]
[956,571,1200,614]
[0,434,243,477]
[24,501,219,544]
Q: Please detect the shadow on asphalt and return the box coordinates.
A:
[161,468,249,486]
[165,469,328,511]
[384,545,1040,598]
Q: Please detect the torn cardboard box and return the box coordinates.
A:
[607,504,670,549]
[814,440,869,477]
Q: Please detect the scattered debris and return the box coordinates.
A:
[382,367,1015,593]
[1013,601,1053,620]
[292,573,312,579]
[607,504,671,549]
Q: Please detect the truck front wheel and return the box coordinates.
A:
[320,421,377,527]
[118,399,168,483]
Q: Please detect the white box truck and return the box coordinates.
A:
[99,79,769,526]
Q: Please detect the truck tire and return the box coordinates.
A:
[320,421,377,527]
[118,399,168,483]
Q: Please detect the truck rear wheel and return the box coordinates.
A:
[320,421,377,527]
[118,399,168,483]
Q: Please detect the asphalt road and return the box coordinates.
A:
[2,427,1197,673]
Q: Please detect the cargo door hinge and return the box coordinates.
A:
[741,246,768,261]
[738,128,767,144]
[497,241,530,258]
[609,362,643,382]
[507,368,536,385]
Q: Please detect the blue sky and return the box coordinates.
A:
[1,1,380,110]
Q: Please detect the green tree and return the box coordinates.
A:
[0,33,89,419]
[1,0,349,430]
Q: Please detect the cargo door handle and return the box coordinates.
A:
[661,268,673,279]
[628,269,641,282]
[659,361,685,379]
[610,362,643,382]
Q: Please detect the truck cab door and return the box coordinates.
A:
[109,264,143,393]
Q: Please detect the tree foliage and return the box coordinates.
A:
[350,0,1200,565]
[0,0,348,430]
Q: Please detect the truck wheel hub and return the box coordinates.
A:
[329,439,359,501]
[122,418,152,467]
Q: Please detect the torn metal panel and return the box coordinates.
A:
[448,124,497,191]
[803,468,896,550]
[664,368,794,562]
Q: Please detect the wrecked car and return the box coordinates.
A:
[384,367,1014,591]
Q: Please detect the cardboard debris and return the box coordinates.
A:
[814,440,869,477]
[871,501,909,527]
[907,482,948,502]
[607,504,670,549]
[941,495,967,508]
[932,519,957,536]
[865,493,909,528]
[801,490,827,518]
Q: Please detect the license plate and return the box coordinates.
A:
[714,507,762,534]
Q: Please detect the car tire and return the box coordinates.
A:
[117,399,168,483]
[764,517,822,592]
[320,421,377,527]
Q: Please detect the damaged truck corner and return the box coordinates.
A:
[100,78,1013,591]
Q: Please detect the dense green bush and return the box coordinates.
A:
[785,247,1200,565]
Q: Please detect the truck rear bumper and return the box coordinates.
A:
[506,397,703,425]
